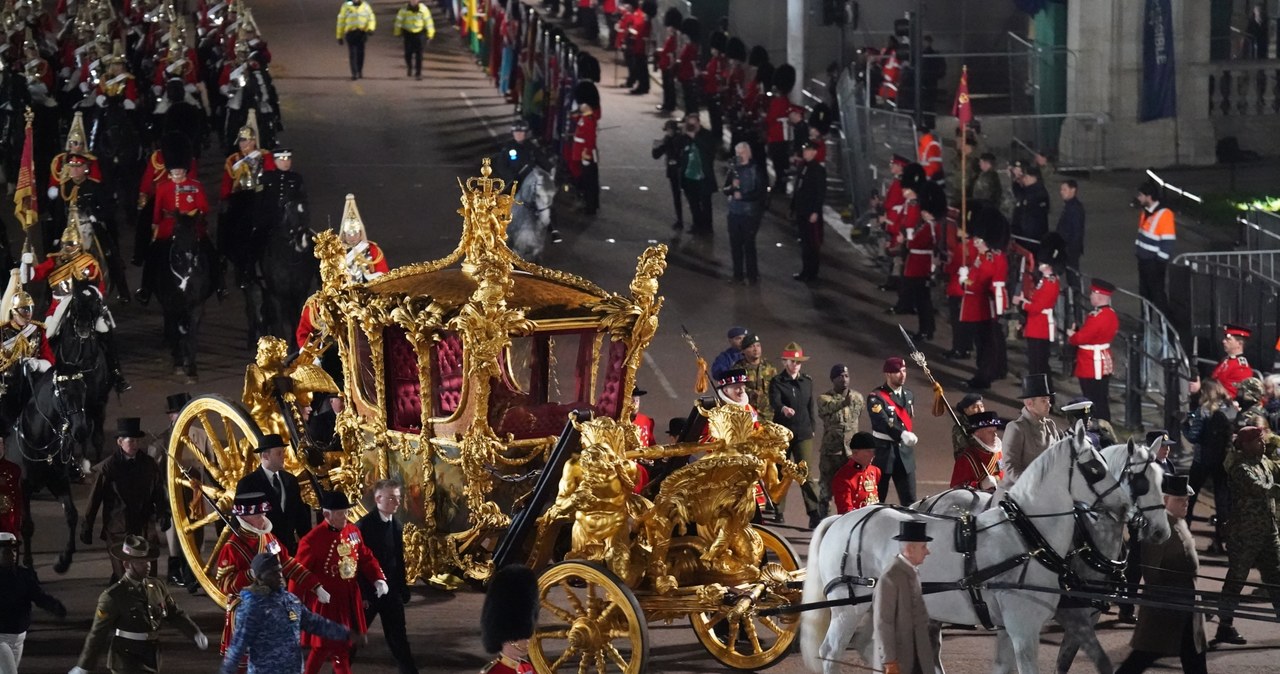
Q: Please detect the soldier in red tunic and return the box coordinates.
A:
[569,82,600,215]
[950,412,1005,491]
[1210,325,1253,400]
[479,564,539,674]
[294,491,386,674]
[1016,240,1063,378]
[217,488,328,664]
[831,432,881,514]
[1067,279,1120,422]
[961,211,1010,390]
[899,181,944,340]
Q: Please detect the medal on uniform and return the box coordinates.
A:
[268,539,281,555]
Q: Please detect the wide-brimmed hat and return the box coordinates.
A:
[780,342,810,362]
[165,392,192,414]
[254,434,286,453]
[110,534,160,561]
[1162,474,1194,496]
[115,418,146,439]
[893,521,933,542]
[1019,374,1054,399]
[320,491,354,511]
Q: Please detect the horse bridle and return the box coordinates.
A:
[15,371,85,464]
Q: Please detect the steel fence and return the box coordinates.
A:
[1171,250,1280,372]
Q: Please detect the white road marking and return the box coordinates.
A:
[643,351,679,399]
[459,91,499,139]
[638,186,649,191]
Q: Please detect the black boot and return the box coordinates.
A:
[167,556,185,586]
[100,331,131,393]
[1214,622,1247,645]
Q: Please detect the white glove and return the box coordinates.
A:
[957,266,969,282]
[20,262,33,284]
[193,631,208,650]
[979,474,998,491]
[21,251,34,265]
[68,668,90,674]
[900,431,918,447]
[314,585,331,604]
[47,186,58,199]
[374,579,389,598]
[95,94,106,107]
[123,99,136,110]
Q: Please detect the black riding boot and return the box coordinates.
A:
[167,555,185,586]
[135,244,155,305]
[99,329,131,393]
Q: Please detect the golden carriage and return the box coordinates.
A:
[165,160,805,672]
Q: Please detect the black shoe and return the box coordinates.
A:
[1214,625,1247,645]
[415,72,422,80]
[807,513,822,529]
[771,511,785,524]
[115,291,131,304]
[1207,539,1225,555]
[549,229,563,243]
[134,288,150,306]
[351,74,358,80]
[1117,607,1136,624]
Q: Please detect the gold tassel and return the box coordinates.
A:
[931,381,948,418]
[694,357,709,393]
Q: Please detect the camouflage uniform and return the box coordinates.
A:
[220,585,350,674]
[75,575,202,673]
[733,357,777,421]
[817,388,864,514]
[1218,454,1280,628]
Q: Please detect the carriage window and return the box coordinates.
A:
[430,331,464,420]
[490,330,599,440]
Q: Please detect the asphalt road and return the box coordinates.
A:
[11,0,1280,672]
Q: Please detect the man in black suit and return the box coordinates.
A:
[791,140,827,282]
[356,479,418,674]
[235,434,311,553]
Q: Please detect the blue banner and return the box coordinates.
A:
[1141,0,1177,122]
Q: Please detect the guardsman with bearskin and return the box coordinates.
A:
[1015,235,1063,378]
[654,7,681,113]
[1210,324,1254,400]
[217,487,328,664]
[900,181,943,340]
[831,432,881,514]
[960,209,1010,390]
[479,565,539,674]
[294,491,386,674]
[765,64,799,195]
[1067,279,1120,423]
[617,1,648,95]
[882,162,924,298]
[867,356,918,504]
[135,133,199,265]
[570,81,600,215]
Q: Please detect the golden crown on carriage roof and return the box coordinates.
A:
[457,158,515,228]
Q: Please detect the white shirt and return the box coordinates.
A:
[261,466,285,511]
[378,511,394,523]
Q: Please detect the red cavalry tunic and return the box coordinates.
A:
[831,460,881,514]
[0,457,23,539]
[949,444,1003,490]
[293,522,385,647]
[1068,305,1119,380]
[221,150,277,200]
[50,152,104,184]
[1212,354,1253,400]
[152,176,210,240]
[1022,275,1061,341]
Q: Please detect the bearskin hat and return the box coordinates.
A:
[772,64,797,95]
[916,181,948,220]
[641,0,657,18]
[726,36,746,62]
[808,103,832,134]
[709,30,727,53]
[900,162,927,193]
[574,80,600,110]
[577,52,601,82]
[1037,232,1067,269]
[755,62,774,87]
[968,204,1010,245]
[662,7,682,28]
[681,17,700,41]
[748,45,770,68]
[160,133,192,171]
[481,565,540,654]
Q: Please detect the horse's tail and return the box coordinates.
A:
[800,514,838,673]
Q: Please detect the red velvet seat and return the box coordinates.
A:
[385,327,422,432]
[432,332,464,418]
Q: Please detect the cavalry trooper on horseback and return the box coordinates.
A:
[48,112,103,190]
[50,152,130,302]
[136,134,225,304]
[135,133,198,265]
[92,43,138,110]
[0,274,53,421]
[493,119,559,244]
[21,211,130,393]
[295,194,387,349]
[220,112,274,287]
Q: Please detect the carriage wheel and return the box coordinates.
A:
[530,561,649,674]
[688,525,802,671]
[166,394,266,608]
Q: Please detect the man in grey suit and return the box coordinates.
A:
[874,521,942,674]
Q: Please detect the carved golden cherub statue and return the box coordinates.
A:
[242,335,339,440]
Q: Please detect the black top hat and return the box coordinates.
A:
[319,491,354,511]
[115,417,146,439]
[232,490,272,516]
[893,520,933,542]
[165,392,192,414]
[255,434,286,453]
[481,564,540,653]
[1161,473,1193,496]
[666,417,685,437]
[849,431,877,451]
[110,534,161,561]
[1019,373,1054,399]
[966,411,1006,430]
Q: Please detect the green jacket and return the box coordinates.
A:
[77,575,202,673]
[733,357,777,420]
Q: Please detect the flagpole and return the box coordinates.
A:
[958,65,969,267]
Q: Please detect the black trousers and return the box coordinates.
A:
[628,53,649,92]
[1115,618,1206,674]
[1025,337,1051,377]
[578,6,597,41]
[666,173,683,226]
[727,211,760,281]
[1079,376,1112,422]
[578,162,599,212]
[682,180,713,234]
[875,454,916,505]
[402,32,424,75]
[346,30,368,77]
[902,277,935,336]
[680,79,699,114]
[1137,257,1168,313]
[970,319,996,385]
[660,69,677,111]
[948,296,972,354]
[797,213,821,279]
[365,594,419,674]
[766,141,791,191]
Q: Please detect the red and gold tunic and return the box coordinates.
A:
[0,457,22,539]
[217,527,320,653]
[480,654,536,674]
[950,444,1003,490]
[293,522,385,647]
[831,460,881,514]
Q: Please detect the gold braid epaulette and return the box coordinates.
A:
[47,252,100,287]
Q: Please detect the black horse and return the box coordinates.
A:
[88,98,144,220]
[255,177,317,340]
[154,212,215,380]
[17,369,90,572]
[48,280,116,466]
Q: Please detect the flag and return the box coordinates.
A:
[952,64,972,127]
[13,108,36,231]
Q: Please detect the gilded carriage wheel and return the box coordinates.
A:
[689,525,802,671]
[165,394,266,608]
[530,561,649,674]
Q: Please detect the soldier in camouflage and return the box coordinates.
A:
[1214,426,1280,646]
[731,332,776,421]
[817,364,863,518]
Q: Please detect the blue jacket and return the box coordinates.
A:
[724,161,765,217]
[220,586,349,674]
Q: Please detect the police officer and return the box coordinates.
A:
[791,140,826,282]
[70,535,208,674]
[868,356,919,504]
[336,0,377,80]
[817,364,864,518]
[392,0,434,80]
[1214,426,1280,645]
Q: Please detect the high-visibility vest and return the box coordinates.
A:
[393,3,436,38]
[336,1,377,38]
[918,132,942,177]
[1135,206,1175,261]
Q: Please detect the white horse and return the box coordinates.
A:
[915,442,1142,674]
[800,425,1170,674]
[508,165,556,261]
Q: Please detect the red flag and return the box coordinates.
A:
[952,65,972,127]
[13,108,36,231]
